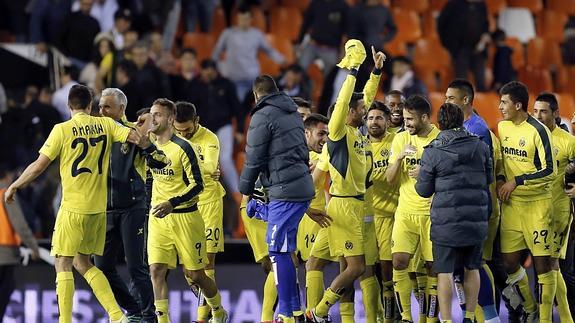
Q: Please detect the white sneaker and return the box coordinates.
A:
[502,284,523,310]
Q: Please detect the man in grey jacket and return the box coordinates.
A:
[0,165,39,318]
[239,75,314,323]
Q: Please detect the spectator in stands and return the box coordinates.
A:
[297,0,348,75]
[52,65,79,120]
[562,18,575,65]
[116,60,140,121]
[212,6,285,102]
[187,59,243,199]
[277,64,311,100]
[148,31,176,74]
[170,48,199,101]
[1,92,39,167]
[348,0,396,51]
[491,29,514,91]
[71,0,118,32]
[58,0,101,68]
[29,0,72,53]
[122,29,139,57]
[80,32,118,92]
[293,97,312,120]
[388,56,428,98]
[438,0,490,92]
[182,0,217,33]
[24,86,61,141]
[109,8,132,50]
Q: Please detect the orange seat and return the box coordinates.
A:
[393,0,429,13]
[269,7,303,41]
[547,0,575,15]
[384,38,408,56]
[429,0,448,11]
[182,33,216,61]
[535,11,568,42]
[258,34,294,75]
[563,66,575,96]
[505,37,525,70]
[412,38,451,72]
[231,7,266,31]
[473,93,502,130]
[416,68,439,92]
[281,0,310,12]
[307,63,324,106]
[486,0,507,15]
[518,66,553,93]
[526,37,563,68]
[392,9,422,43]
[210,7,227,36]
[507,0,542,13]
[428,92,444,124]
[421,11,439,40]
[556,93,575,120]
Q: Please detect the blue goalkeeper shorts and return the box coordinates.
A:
[266,200,310,253]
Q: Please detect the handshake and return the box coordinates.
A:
[337,39,386,71]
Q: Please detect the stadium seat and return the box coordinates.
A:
[280,0,310,12]
[556,93,575,120]
[183,33,216,61]
[307,63,324,105]
[384,38,408,56]
[392,9,422,43]
[258,34,294,75]
[473,92,501,130]
[536,11,568,43]
[547,0,575,15]
[507,0,542,14]
[562,66,575,95]
[428,92,444,124]
[393,0,429,13]
[518,66,553,93]
[526,37,563,69]
[486,0,507,15]
[421,11,439,40]
[497,7,536,43]
[417,68,439,93]
[210,7,227,36]
[429,0,448,11]
[269,7,303,41]
[412,38,451,72]
[231,7,266,31]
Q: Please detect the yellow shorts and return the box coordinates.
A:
[551,209,572,259]
[51,209,106,257]
[375,215,394,261]
[391,212,433,262]
[198,200,224,253]
[310,227,335,261]
[327,197,365,258]
[364,217,378,266]
[241,207,269,263]
[297,214,321,261]
[147,210,207,270]
[483,206,501,261]
[500,198,553,256]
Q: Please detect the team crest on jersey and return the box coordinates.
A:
[380,149,389,158]
[345,241,353,250]
[519,138,526,147]
[121,143,130,154]
[554,147,559,156]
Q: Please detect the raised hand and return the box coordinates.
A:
[371,46,386,70]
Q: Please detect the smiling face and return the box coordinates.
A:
[367,109,388,139]
[499,94,520,121]
[305,122,329,153]
[99,95,124,121]
[403,108,427,135]
[385,94,403,127]
[349,100,367,127]
[150,104,174,135]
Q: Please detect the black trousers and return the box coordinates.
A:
[0,265,15,319]
[560,232,575,320]
[94,208,155,320]
[453,48,487,92]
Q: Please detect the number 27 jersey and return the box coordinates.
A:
[40,112,131,213]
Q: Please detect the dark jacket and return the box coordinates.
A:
[415,128,492,247]
[437,0,489,55]
[239,93,314,202]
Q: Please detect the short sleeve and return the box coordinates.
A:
[107,118,131,143]
[39,125,63,161]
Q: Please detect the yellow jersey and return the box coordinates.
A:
[490,131,503,210]
[551,126,575,212]
[388,126,403,133]
[39,112,131,213]
[309,150,327,211]
[369,132,399,216]
[325,71,381,197]
[497,116,556,201]
[365,140,375,216]
[390,126,440,215]
[150,134,204,211]
[188,125,225,205]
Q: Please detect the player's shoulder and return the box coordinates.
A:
[200,125,219,144]
[553,127,575,144]
[170,133,198,157]
[525,116,551,138]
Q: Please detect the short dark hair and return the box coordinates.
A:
[304,113,329,130]
[181,47,197,57]
[535,92,559,112]
[136,107,150,117]
[253,75,279,96]
[293,97,311,110]
[499,81,529,111]
[438,103,464,130]
[68,84,93,110]
[393,56,412,66]
[387,89,405,99]
[62,65,79,81]
[448,78,475,103]
[404,94,431,117]
[368,100,391,117]
[152,98,176,115]
[175,101,198,122]
[349,92,364,110]
[200,58,217,69]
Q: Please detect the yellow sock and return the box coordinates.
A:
[262,271,278,322]
[393,268,413,321]
[315,288,342,317]
[442,320,452,323]
[508,267,536,313]
[426,276,439,322]
[155,299,170,323]
[555,270,574,323]
[205,292,225,318]
[538,271,557,323]
[56,271,74,323]
[196,269,215,321]
[417,274,428,321]
[277,314,295,323]
[474,305,485,323]
[465,311,475,320]
[83,267,123,320]
[382,280,395,322]
[340,302,355,323]
[306,270,324,310]
[360,276,379,323]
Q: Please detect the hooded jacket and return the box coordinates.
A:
[415,128,492,247]
[239,92,314,202]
